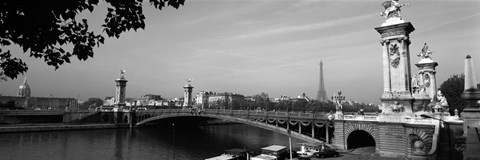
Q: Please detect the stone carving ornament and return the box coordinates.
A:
[411,74,419,94]
[186,79,193,84]
[120,69,126,79]
[423,74,430,87]
[437,90,449,107]
[391,101,404,113]
[389,44,400,68]
[417,43,432,60]
[380,0,409,19]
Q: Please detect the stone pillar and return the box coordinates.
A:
[415,62,438,101]
[326,124,330,144]
[287,121,290,131]
[128,110,136,128]
[311,124,315,138]
[414,61,438,113]
[115,70,128,109]
[375,22,415,114]
[460,55,480,160]
[183,80,194,108]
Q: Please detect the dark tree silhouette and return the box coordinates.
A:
[0,0,184,79]
[439,74,466,114]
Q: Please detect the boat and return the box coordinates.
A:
[205,148,249,160]
[296,143,322,159]
[250,145,288,160]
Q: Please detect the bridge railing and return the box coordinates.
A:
[342,112,379,121]
[343,115,379,121]
[137,109,332,120]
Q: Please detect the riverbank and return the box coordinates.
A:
[0,123,129,133]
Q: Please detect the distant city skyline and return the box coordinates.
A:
[1,0,479,104]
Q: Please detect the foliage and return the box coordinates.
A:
[0,0,185,79]
[439,74,466,114]
[252,92,271,110]
[0,100,22,110]
[80,97,104,110]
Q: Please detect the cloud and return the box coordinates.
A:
[233,12,377,40]
[415,13,480,35]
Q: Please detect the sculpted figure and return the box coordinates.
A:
[437,90,449,107]
[411,74,419,94]
[186,79,193,84]
[333,90,344,112]
[391,101,404,113]
[120,69,126,78]
[336,101,343,112]
[418,43,433,60]
[380,0,409,19]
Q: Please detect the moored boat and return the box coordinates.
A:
[250,145,288,160]
[205,148,249,160]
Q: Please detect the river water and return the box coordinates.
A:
[0,124,305,160]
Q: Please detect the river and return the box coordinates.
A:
[0,123,306,160]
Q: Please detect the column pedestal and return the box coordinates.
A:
[461,91,480,160]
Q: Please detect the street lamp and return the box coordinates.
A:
[420,114,451,160]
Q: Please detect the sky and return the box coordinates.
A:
[1,0,479,104]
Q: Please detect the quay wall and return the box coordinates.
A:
[0,124,128,133]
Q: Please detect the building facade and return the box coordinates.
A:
[0,77,79,110]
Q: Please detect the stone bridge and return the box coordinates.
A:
[131,109,441,159]
[1,109,442,159]
[133,109,333,144]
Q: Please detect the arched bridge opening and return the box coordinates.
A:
[347,130,376,150]
[135,113,325,144]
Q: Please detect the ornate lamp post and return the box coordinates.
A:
[332,90,345,120]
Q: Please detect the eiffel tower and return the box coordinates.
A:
[317,60,328,102]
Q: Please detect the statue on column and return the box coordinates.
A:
[417,43,434,63]
[380,0,410,19]
[418,43,432,59]
[186,79,193,84]
[332,90,345,112]
[436,90,449,107]
[120,69,126,79]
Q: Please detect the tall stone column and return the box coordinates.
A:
[460,55,480,160]
[115,70,128,109]
[183,79,194,108]
[375,22,415,114]
[411,44,438,113]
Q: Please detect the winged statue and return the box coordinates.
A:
[380,0,409,19]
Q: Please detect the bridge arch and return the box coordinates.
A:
[345,123,378,149]
[135,113,323,144]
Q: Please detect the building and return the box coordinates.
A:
[206,92,245,109]
[196,91,215,109]
[141,94,162,101]
[0,77,79,110]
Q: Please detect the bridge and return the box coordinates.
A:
[110,108,442,159]
[1,109,448,159]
